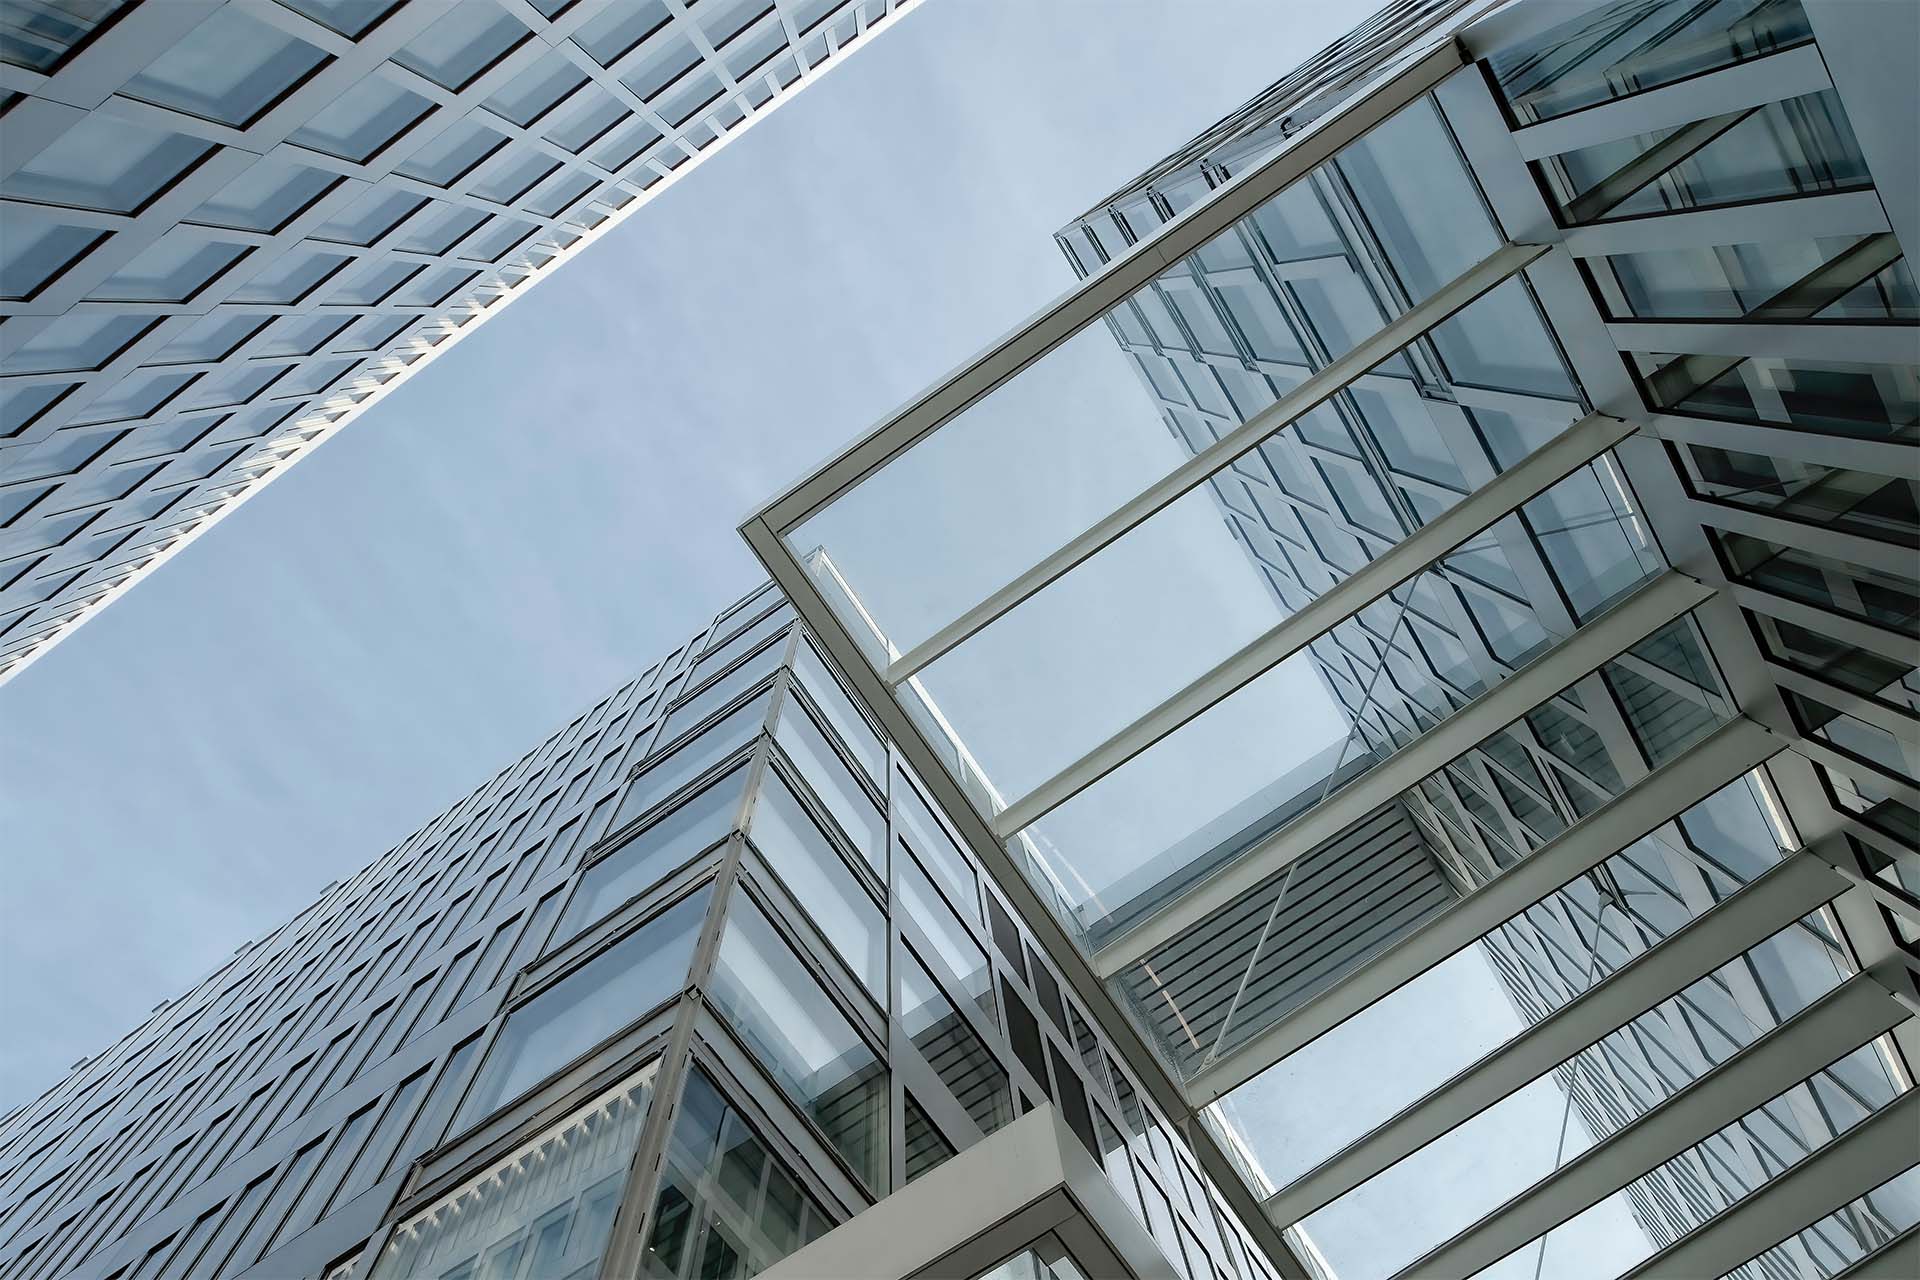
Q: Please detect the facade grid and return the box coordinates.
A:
[0,0,915,684]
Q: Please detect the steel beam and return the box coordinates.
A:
[1397,975,1912,1280]
[1093,569,1716,980]
[991,411,1637,838]
[885,241,1554,685]
[1260,852,1846,1228]
[1619,1089,1920,1280]
[1185,714,1782,1104]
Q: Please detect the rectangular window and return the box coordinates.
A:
[773,700,885,874]
[640,1064,835,1279]
[707,893,887,1190]
[747,763,886,998]
[370,1065,659,1280]
[613,692,769,830]
[899,945,1012,1140]
[557,766,745,948]
[454,888,708,1131]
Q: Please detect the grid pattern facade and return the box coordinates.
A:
[1048,0,1919,1270]
[739,0,1920,1275]
[0,584,1295,1280]
[0,0,913,685]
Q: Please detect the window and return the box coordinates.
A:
[641,1064,835,1279]
[393,1,527,91]
[899,945,1012,1139]
[122,6,327,127]
[747,764,885,997]
[707,893,886,1189]
[290,76,434,163]
[613,690,768,829]
[370,1066,659,1280]
[773,700,884,873]
[454,887,708,1130]
[556,765,744,947]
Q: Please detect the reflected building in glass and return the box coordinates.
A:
[4,2,1919,1280]
[0,584,1308,1280]
[740,0,1920,1276]
[0,0,915,684]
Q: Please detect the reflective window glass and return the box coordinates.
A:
[122,6,327,127]
[6,115,210,213]
[640,1064,833,1279]
[792,639,885,784]
[86,233,245,304]
[0,206,101,300]
[557,765,744,946]
[708,892,886,1189]
[189,159,337,233]
[899,944,1013,1139]
[898,850,993,1026]
[454,887,708,1129]
[572,0,671,67]
[0,314,153,375]
[393,1,528,91]
[613,690,768,829]
[773,699,884,873]
[290,75,434,162]
[748,763,885,997]
[485,53,588,125]
[371,1066,658,1280]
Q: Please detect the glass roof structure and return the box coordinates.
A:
[741,0,1920,1275]
[0,0,915,684]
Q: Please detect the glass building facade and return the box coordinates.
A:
[0,0,915,684]
[0,584,1304,1280]
[740,0,1920,1276]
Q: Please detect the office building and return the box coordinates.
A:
[0,583,1314,1280]
[4,0,1919,1278]
[740,0,1920,1274]
[0,0,914,684]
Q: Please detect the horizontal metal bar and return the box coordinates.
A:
[1810,835,1920,933]
[886,241,1554,685]
[991,411,1638,838]
[1619,1087,1920,1280]
[1730,585,1920,668]
[1560,190,1890,257]
[1185,714,1782,1104]
[1094,568,1713,981]
[1642,412,1916,477]
[746,37,1469,539]
[1260,852,1846,1228]
[1793,738,1920,809]
[1685,499,1920,581]
[1612,320,1920,366]
[1512,42,1830,160]
[1399,974,1912,1280]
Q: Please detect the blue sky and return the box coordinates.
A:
[0,3,1649,1272]
[0,0,1380,1115]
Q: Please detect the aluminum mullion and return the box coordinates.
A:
[1619,1089,1920,1280]
[1259,851,1846,1229]
[750,38,1469,539]
[989,411,1637,838]
[1093,569,1715,980]
[887,240,1554,686]
[1184,715,1782,1105]
[1393,974,1912,1280]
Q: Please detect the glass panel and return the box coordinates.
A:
[641,1064,834,1279]
[793,638,886,785]
[556,765,745,947]
[903,1093,955,1183]
[1539,89,1869,225]
[899,943,1013,1138]
[1512,1041,1906,1279]
[369,1065,658,1280]
[1492,0,1814,125]
[393,1,527,91]
[1291,922,1867,1280]
[122,6,327,127]
[454,887,708,1129]
[1721,534,1919,636]
[1632,351,1918,445]
[6,115,210,213]
[1591,237,1918,321]
[707,892,887,1189]
[290,75,433,163]
[659,638,782,745]
[773,697,884,873]
[899,850,994,1027]
[612,689,769,828]
[749,762,885,997]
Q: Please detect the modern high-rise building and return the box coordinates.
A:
[739,0,1920,1275]
[0,0,914,684]
[0,582,1310,1280]
[5,1,1919,1279]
